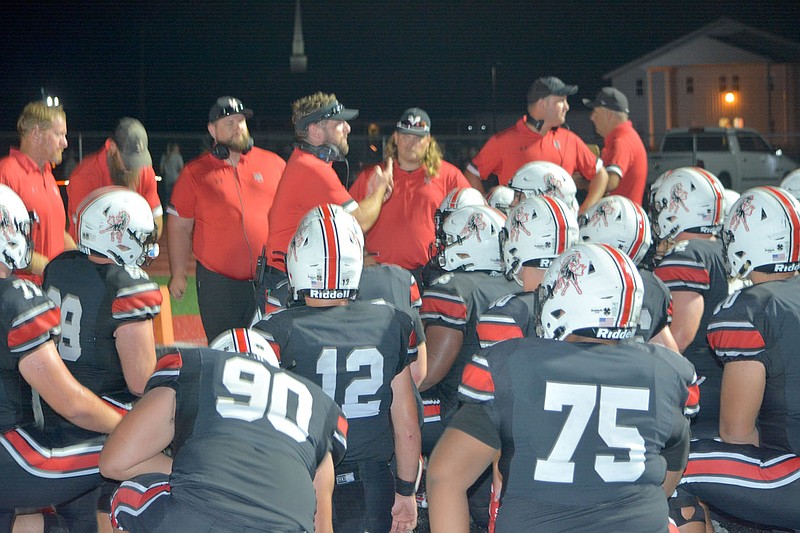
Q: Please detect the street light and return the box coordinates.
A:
[723,91,736,104]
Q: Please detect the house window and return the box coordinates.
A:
[686,77,694,95]
[635,79,643,96]
[732,75,740,91]
[719,76,727,92]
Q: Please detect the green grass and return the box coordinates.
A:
[151,275,199,316]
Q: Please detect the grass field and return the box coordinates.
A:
[151,275,199,316]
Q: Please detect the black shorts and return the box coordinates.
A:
[332,461,394,533]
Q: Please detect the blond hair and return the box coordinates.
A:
[292,92,338,137]
[17,101,65,138]
[384,135,443,182]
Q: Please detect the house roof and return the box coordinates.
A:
[605,17,800,79]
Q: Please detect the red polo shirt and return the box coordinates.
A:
[169,148,285,280]
[266,148,356,270]
[468,116,601,185]
[0,148,68,285]
[66,140,163,239]
[602,121,648,205]
[350,160,469,270]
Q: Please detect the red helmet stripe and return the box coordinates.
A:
[602,245,637,327]
[542,196,569,254]
[763,187,800,262]
[628,203,648,261]
[319,205,340,289]
[233,328,250,353]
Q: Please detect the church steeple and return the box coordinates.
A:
[290,0,307,73]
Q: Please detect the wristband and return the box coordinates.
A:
[395,477,415,497]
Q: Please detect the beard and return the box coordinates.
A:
[227,132,252,153]
[109,158,140,189]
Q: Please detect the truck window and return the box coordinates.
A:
[736,132,772,153]
[662,136,693,152]
[696,134,728,152]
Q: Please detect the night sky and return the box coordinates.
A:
[2,1,799,134]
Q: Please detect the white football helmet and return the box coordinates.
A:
[287,204,364,300]
[503,195,578,285]
[485,185,515,214]
[0,184,33,270]
[210,328,280,368]
[76,186,158,267]
[579,195,652,265]
[649,167,724,241]
[436,205,506,272]
[433,187,487,255]
[722,188,741,223]
[779,169,800,201]
[723,186,800,279]
[538,243,643,341]
[509,161,579,215]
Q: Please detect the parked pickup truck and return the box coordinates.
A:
[648,127,797,191]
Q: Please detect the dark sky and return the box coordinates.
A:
[2,1,799,133]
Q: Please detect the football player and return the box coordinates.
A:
[508,160,580,215]
[254,204,420,533]
[650,167,728,438]
[101,328,347,533]
[680,187,800,529]
[476,195,578,349]
[580,194,680,350]
[0,185,124,532]
[428,243,696,532]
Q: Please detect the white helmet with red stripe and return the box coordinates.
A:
[579,195,652,265]
[509,161,578,215]
[779,169,800,201]
[433,187,487,256]
[538,243,643,340]
[437,204,506,272]
[287,204,364,301]
[0,184,33,270]
[503,195,578,285]
[76,186,158,267]
[209,328,279,367]
[649,167,724,241]
[723,186,800,279]
[485,185,515,214]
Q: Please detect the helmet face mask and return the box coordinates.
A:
[509,161,579,215]
[648,167,724,242]
[503,196,578,285]
[723,186,800,280]
[537,243,643,341]
[436,205,506,272]
[77,186,158,267]
[209,328,280,368]
[0,185,33,271]
[579,195,652,265]
[287,204,364,301]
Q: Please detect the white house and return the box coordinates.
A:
[605,18,800,151]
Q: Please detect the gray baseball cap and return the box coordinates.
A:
[527,76,578,104]
[583,87,630,114]
[113,118,152,171]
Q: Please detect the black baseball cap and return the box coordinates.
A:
[527,76,578,104]
[113,118,152,171]
[294,100,359,131]
[209,96,253,123]
[583,87,630,114]
[396,107,431,136]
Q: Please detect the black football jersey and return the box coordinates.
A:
[655,239,728,432]
[476,291,539,348]
[40,251,161,440]
[148,347,346,533]
[707,276,800,453]
[0,276,61,432]
[457,338,694,532]
[359,263,426,347]
[255,300,414,463]
[420,270,521,416]
[638,268,672,341]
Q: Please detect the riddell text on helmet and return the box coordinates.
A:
[596,328,635,339]
[309,289,352,299]
[774,263,800,273]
